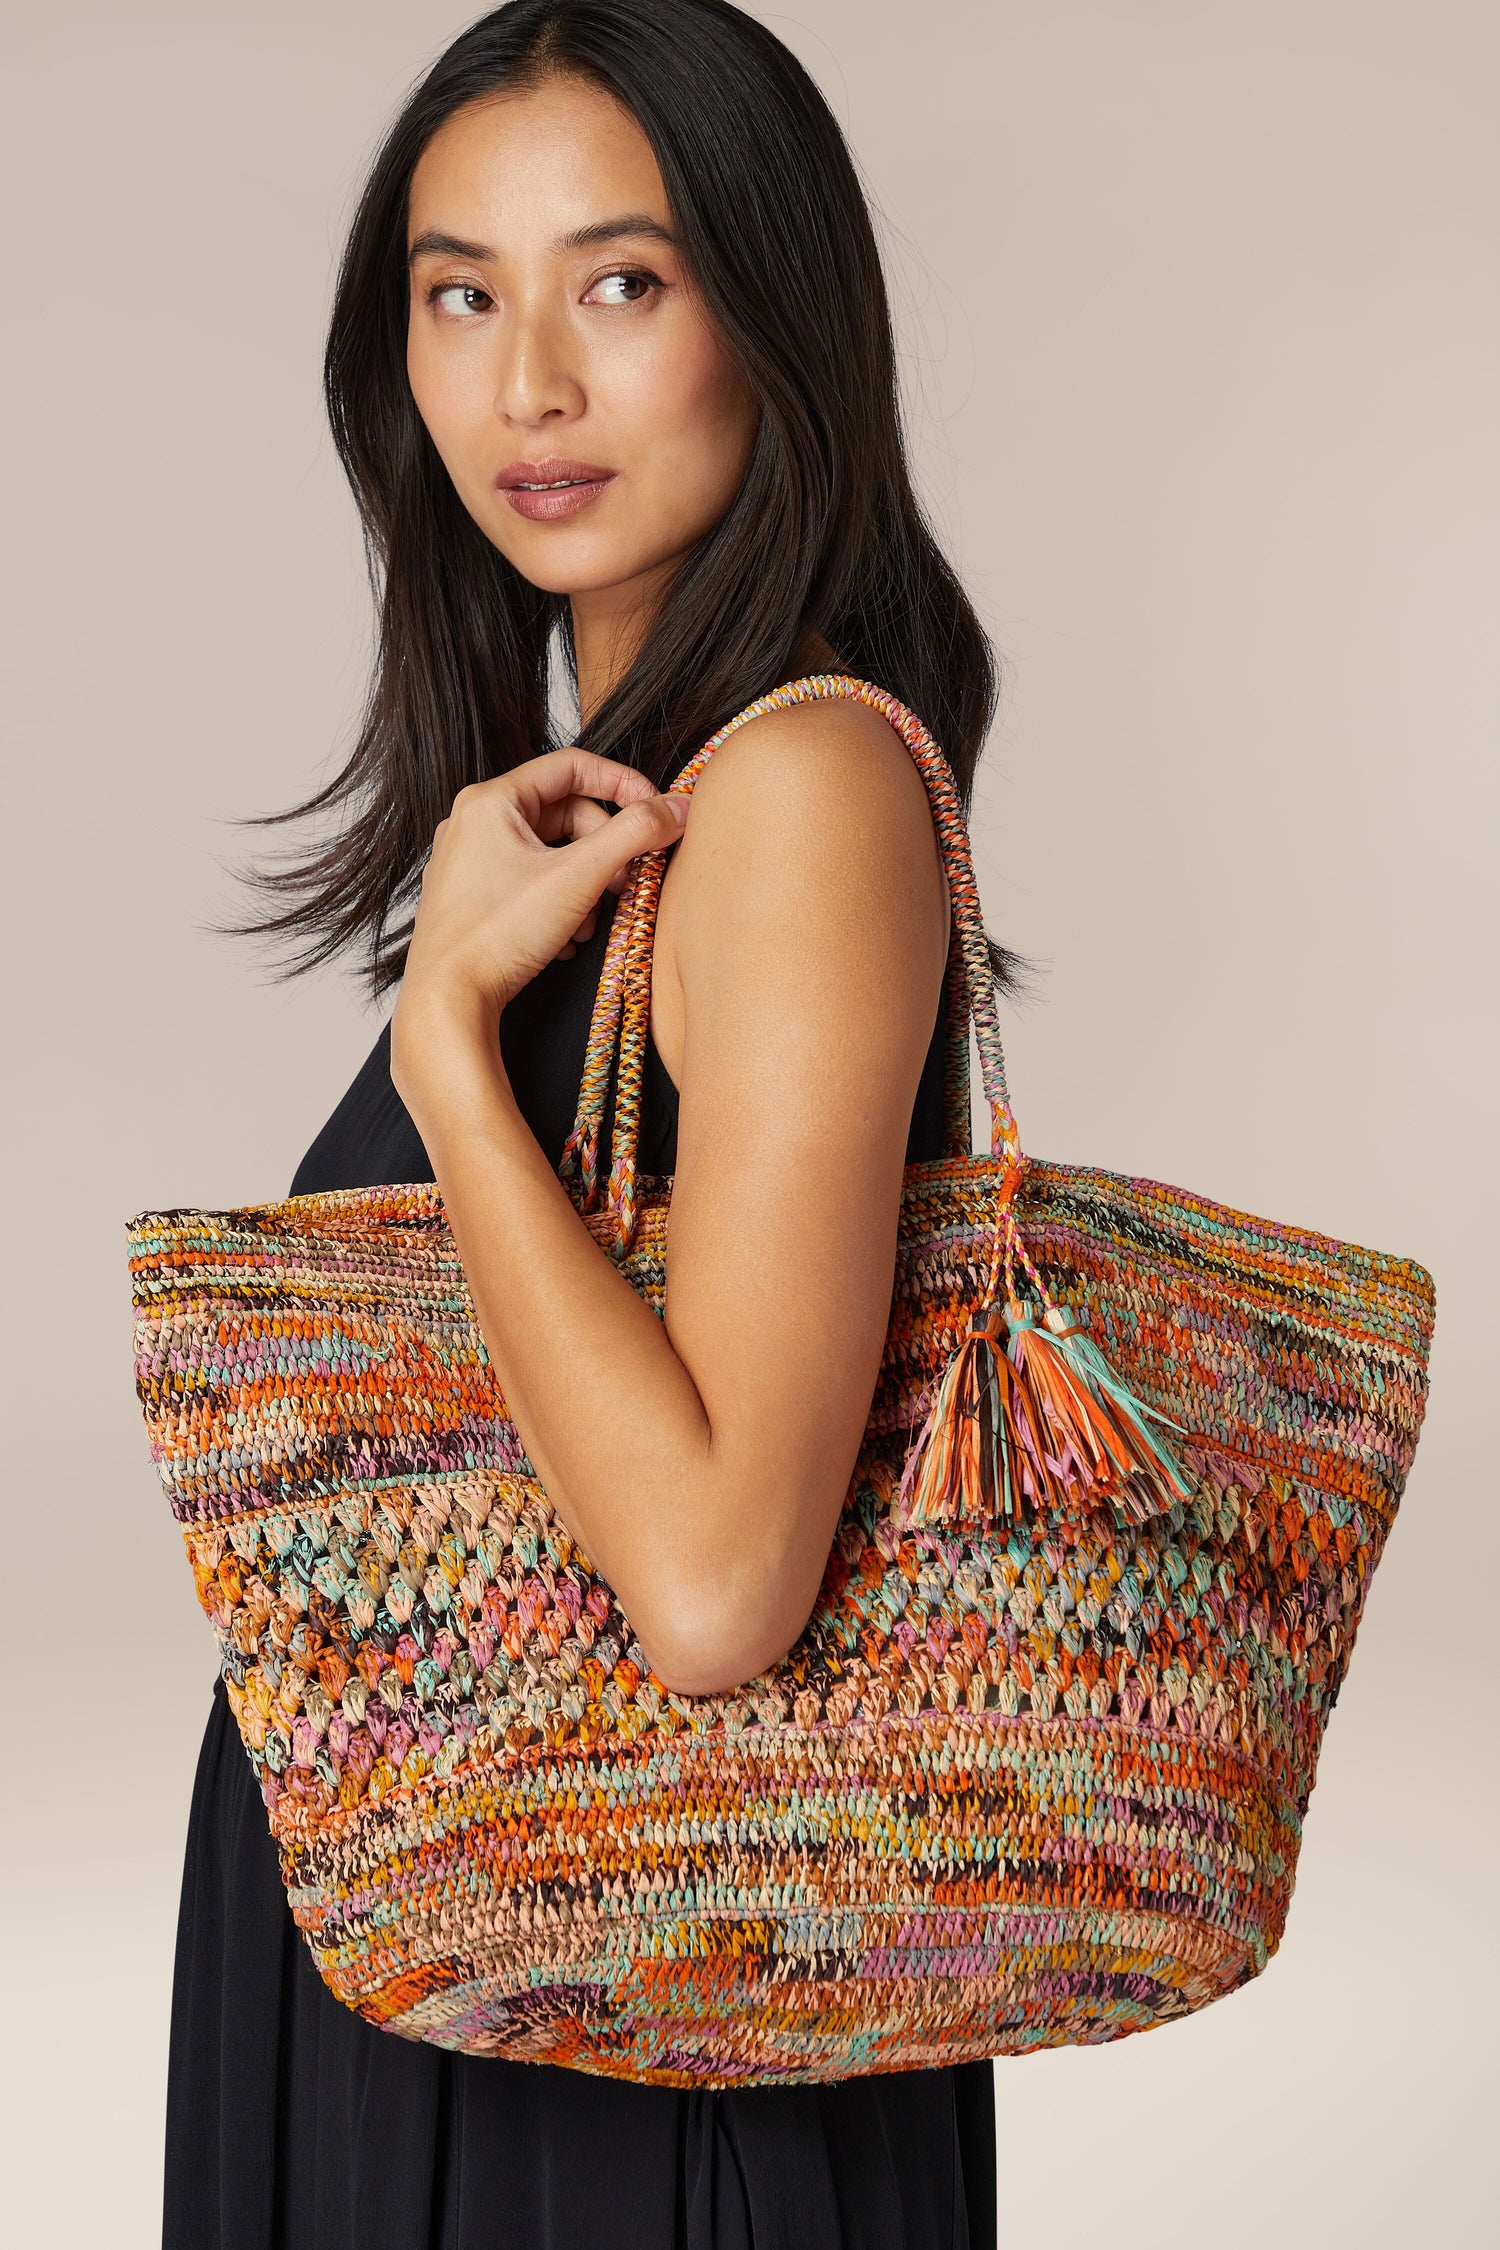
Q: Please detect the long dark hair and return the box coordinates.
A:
[236,0,1019,1000]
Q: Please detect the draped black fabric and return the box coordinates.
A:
[163,881,997,2250]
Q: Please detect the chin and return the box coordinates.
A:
[491,525,690,601]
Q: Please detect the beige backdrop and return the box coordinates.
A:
[2,3,1493,2243]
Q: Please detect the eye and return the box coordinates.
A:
[584,268,659,307]
[428,281,493,317]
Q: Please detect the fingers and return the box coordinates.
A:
[418,759,688,990]
[547,794,687,942]
[511,746,669,831]
[568,788,689,897]
[531,793,618,847]
[445,749,682,853]
[532,780,690,903]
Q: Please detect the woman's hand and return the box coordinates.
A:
[391,747,688,1110]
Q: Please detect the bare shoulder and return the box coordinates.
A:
[649,690,949,1083]
[691,690,926,817]
[672,691,949,914]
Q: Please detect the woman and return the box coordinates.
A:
[168,3,1011,2243]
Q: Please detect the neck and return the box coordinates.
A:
[568,586,843,732]
[569,563,675,730]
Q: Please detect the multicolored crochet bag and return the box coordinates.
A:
[128,674,1435,2088]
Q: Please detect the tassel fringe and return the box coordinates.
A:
[894,1297,1193,1535]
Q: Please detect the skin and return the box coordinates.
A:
[391,74,950,1696]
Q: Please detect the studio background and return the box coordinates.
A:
[2,4,1493,2244]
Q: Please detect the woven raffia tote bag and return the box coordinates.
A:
[128,674,1435,2088]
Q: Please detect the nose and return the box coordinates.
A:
[491,298,584,427]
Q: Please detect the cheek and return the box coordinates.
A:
[613,322,757,525]
[406,326,487,490]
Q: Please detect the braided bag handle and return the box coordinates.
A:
[557,676,1023,1272]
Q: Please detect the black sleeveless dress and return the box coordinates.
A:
[163,882,998,2250]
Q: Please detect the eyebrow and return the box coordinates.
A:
[407,215,676,265]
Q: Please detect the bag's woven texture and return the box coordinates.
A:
[128,677,1434,2087]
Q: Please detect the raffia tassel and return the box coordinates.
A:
[894,1303,1016,1531]
[893,1299,1194,1534]
[1006,1302,1195,1526]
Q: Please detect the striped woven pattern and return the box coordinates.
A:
[128,677,1434,2086]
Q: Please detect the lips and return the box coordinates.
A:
[496,456,617,523]
[496,456,615,489]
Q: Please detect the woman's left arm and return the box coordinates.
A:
[391,697,950,1697]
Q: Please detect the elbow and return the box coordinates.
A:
[644,1640,792,1701]
[636,1584,810,1701]
[623,1471,842,1698]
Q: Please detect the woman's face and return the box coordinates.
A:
[406,75,760,603]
